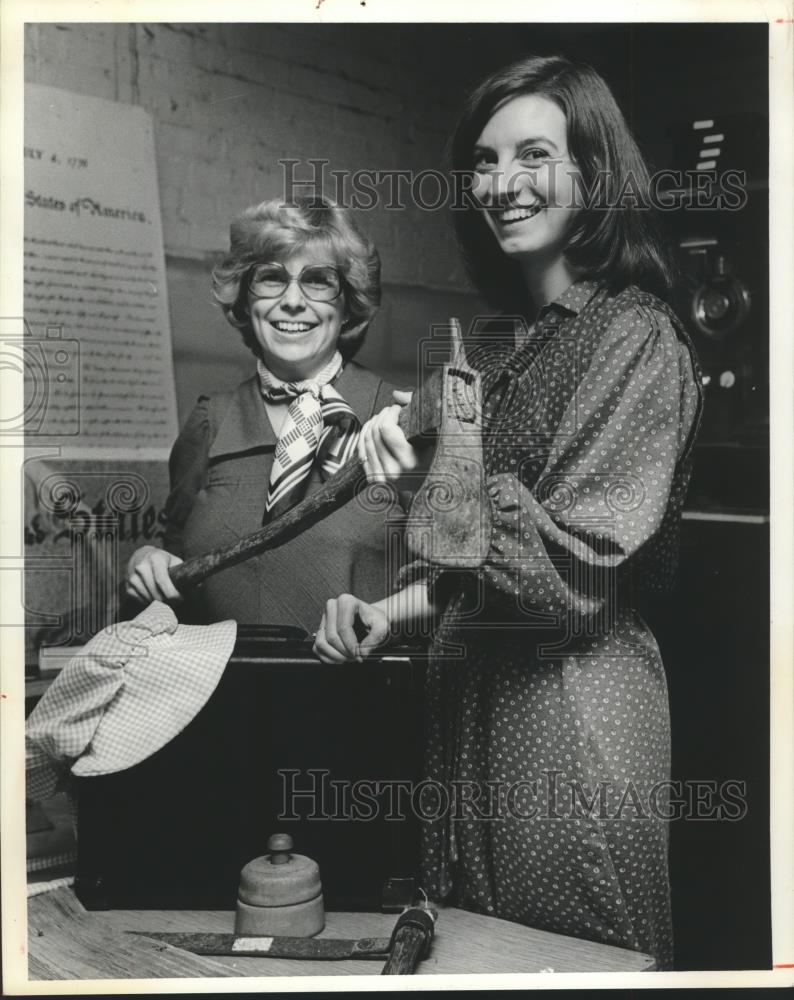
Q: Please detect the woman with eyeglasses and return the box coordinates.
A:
[124,197,397,629]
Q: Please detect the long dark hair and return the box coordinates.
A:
[451,55,678,310]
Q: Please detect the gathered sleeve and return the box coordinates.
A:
[462,302,700,621]
[161,396,211,558]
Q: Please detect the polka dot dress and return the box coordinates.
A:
[417,280,702,971]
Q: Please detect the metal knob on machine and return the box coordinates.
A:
[685,249,752,344]
[234,833,325,937]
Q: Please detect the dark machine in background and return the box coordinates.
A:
[667,110,768,454]
[647,104,771,970]
[470,24,772,970]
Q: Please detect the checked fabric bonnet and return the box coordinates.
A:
[26,601,237,800]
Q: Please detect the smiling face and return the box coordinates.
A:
[247,246,346,381]
[472,93,583,271]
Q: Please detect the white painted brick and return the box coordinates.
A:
[110,28,137,104]
[219,23,303,61]
[27,23,473,294]
[137,23,195,68]
[160,213,192,255]
[47,22,117,59]
[153,120,205,160]
[287,62,391,119]
[356,211,396,254]
[190,31,233,77]
[188,219,229,254]
[31,55,117,103]
[138,54,198,102]
[215,50,291,92]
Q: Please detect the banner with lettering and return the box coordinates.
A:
[22,456,172,667]
[24,84,178,455]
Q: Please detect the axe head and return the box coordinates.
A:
[398,319,493,569]
[396,318,473,442]
[397,366,445,442]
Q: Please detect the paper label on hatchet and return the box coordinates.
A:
[232,936,274,953]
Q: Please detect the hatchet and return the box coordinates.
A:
[168,319,492,593]
[130,902,438,974]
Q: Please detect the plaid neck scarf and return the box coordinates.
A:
[257,351,361,521]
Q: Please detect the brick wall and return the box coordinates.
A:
[25,22,493,419]
[25,22,768,421]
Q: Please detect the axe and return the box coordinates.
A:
[169,319,492,593]
[129,902,438,974]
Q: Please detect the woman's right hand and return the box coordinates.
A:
[313,594,391,663]
[358,389,427,487]
[125,546,184,604]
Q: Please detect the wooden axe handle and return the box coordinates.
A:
[381,905,437,975]
[167,322,466,592]
[169,457,367,590]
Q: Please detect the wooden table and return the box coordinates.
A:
[27,887,654,979]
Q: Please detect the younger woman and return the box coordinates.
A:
[314,56,702,970]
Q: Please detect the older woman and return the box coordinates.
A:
[313,56,703,970]
[124,197,398,629]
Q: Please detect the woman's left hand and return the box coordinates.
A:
[359,389,426,486]
[313,594,391,663]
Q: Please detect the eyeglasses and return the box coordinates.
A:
[247,263,343,302]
